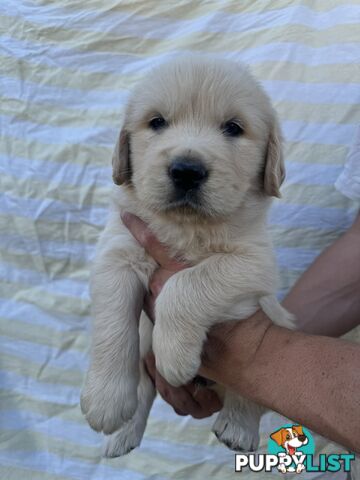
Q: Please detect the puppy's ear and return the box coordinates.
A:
[112,129,132,185]
[263,118,285,198]
[270,428,284,446]
[293,425,304,436]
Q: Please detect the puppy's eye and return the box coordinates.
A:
[149,116,167,131]
[222,121,244,137]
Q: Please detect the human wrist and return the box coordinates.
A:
[200,310,273,387]
[238,322,297,407]
[225,311,274,391]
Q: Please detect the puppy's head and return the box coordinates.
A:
[113,56,284,221]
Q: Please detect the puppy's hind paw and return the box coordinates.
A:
[103,419,143,458]
[212,412,259,452]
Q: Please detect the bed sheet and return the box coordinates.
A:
[1,1,359,479]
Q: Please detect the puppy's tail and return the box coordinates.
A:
[259,295,296,330]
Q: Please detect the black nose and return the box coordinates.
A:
[298,435,306,442]
[168,159,208,191]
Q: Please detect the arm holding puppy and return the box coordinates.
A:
[123,212,360,453]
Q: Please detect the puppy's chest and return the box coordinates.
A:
[151,224,237,263]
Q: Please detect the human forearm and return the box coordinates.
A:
[200,311,360,452]
[283,213,360,336]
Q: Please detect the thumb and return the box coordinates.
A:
[121,212,186,270]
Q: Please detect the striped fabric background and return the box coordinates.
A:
[0,1,359,479]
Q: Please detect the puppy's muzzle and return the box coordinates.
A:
[168,157,208,193]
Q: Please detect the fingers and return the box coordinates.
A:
[121,212,186,270]
[144,351,222,418]
[144,268,181,322]
[187,383,222,413]
[149,268,175,297]
[156,374,205,418]
[157,374,221,419]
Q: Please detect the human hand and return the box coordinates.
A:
[121,212,222,417]
[144,350,221,418]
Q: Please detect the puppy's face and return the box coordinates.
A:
[113,57,284,221]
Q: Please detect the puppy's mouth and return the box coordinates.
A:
[165,189,204,214]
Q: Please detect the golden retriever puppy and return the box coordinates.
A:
[80,55,294,457]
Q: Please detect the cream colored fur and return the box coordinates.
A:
[80,56,294,457]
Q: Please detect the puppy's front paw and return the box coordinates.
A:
[152,322,202,387]
[212,410,259,452]
[80,369,138,435]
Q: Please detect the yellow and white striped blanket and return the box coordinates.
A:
[1,1,359,479]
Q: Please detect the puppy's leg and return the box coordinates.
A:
[103,314,156,457]
[153,252,274,387]
[81,243,148,435]
[212,391,265,452]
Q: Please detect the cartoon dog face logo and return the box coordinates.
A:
[271,425,309,455]
[270,425,309,473]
